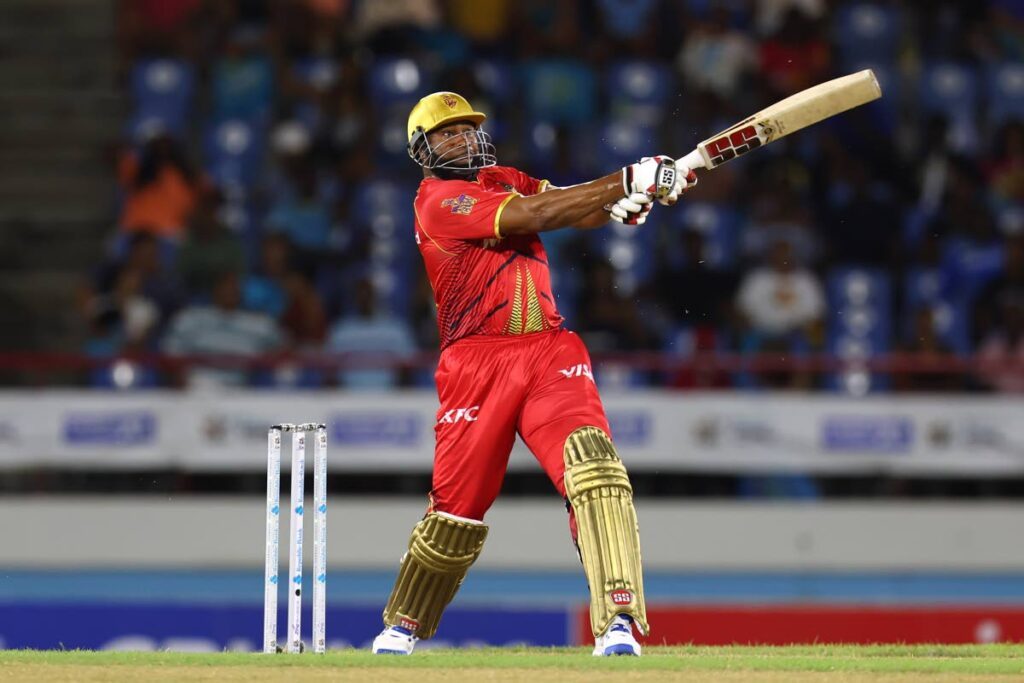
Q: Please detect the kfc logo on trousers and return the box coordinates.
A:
[438,406,480,424]
[558,364,594,382]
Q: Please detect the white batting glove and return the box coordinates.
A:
[658,164,699,206]
[608,192,653,226]
[622,155,677,204]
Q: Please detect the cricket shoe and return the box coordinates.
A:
[372,625,418,655]
[592,614,641,656]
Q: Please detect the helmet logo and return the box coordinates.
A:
[441,94,459,108]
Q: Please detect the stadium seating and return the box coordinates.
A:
[826,268,892,394]
[211,56,274,123]
[833,3,902,68]
[129,59,195,137]
[987,62,1024,127]
[203,119,267,192]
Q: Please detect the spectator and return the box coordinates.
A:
[987,120,1024,205]
[244,233,294,319]
[265,163,332,256]
[176,190,245,299]
[118,132,201,241]
[652,229,737,332]
[86,267,160,355]
[758,6,830,96]
[736,239,824,388]
[163,270,283,388]
[894,307,965,392]
[93,232,182,325]
[576,260,653,352]
[327,278,416,389]
[977,292,1024,393]
[281,274,328,348]
[677,6,756,100]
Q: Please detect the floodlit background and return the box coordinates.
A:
[0,0,1023,651]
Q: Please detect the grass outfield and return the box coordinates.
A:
[2,645,1024,682]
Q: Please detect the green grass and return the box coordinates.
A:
[1,645,1024,675]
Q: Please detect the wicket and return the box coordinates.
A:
[264,422,328,654]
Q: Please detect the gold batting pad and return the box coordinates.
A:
[382,512,488,639]
[564,426,649,637]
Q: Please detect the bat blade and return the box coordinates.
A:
[678,69,882,171]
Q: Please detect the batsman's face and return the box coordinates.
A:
[428,121,480,167]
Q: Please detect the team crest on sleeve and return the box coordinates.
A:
[441,194,478,215]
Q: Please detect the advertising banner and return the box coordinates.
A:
[1,391,1023,474]
[0,603,570,651]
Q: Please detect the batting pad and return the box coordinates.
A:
[563,426,649,637]
[382,512,488,639]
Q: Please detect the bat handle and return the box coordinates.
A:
[676,148,706,171]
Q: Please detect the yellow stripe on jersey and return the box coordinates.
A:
[523,267,548,333]
[492,193,517,239]
[504,264,524,335]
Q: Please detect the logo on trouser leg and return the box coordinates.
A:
[610,589,633,605]
[558,364,594,382]
[399,617,420,633]
[437,406,480,424]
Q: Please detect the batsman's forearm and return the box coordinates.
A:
[572,206,613,230]
[499,172,623,235]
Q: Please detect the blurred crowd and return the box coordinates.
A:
[79,0,1024,392]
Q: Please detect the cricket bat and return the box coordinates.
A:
[676,69,882,171]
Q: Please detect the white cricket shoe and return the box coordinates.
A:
[592,614,641,656]
[372,625,418,655]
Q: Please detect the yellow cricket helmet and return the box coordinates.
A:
[407,91,496,176]
[407,91,487,142]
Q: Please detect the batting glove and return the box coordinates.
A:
[623,155,677,204]
[608,192,653,226]
[658,164,698,206]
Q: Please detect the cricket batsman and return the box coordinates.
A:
[371,92,696,656]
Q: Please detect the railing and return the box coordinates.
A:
[0,351,1020,389]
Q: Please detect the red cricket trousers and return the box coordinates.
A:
[429,328,611,521]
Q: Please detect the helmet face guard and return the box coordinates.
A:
[408,126,496,179]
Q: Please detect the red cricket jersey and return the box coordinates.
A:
[413,166,564,349]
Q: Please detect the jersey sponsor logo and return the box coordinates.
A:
[558,364,594,382]
[441,193,478,216]
[610,589,633,606]
[438,406,480,424]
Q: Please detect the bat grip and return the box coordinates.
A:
[676,148,706,170]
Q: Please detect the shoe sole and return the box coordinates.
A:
[373,649,411,655]
[601,644,639,656]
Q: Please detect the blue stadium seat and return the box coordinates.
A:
[606,61,673,125]
[921,62,979,120]
[521,59,597,124]
[291,57,341,129]
[826,268,892,394]
[920,62,980,151]
[597,120,653,169]
[987,62,1024,127]
[130,59,195,136]
[474,59,516,104]
[368,58,428,108]
[375,110,412,168]
[203,119,266,192]
[833,3,901,66]
[903,268,968,353]
[211,56,274,123]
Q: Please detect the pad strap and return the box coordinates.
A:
[382,512,488,639]
[564,426,649,637]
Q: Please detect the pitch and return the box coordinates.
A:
[2,645,1023,682]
